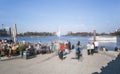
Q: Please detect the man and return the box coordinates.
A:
[67,40,71,50]
[87,42,91,55]
[91,43,95,55]
[75,41,82,60]
[94,41,99,53]
[59,42,65,60]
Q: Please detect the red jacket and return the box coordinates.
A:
[60,44,65,51]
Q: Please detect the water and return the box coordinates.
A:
[17,36,89,46]
[0,36,120,50]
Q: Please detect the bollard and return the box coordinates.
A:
[23,51,28,59]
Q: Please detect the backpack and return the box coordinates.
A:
[76,47,80,53]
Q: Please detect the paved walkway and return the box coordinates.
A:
[0,50,119,74]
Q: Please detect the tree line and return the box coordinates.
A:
[17,31,120,36]
[17,32,55,36]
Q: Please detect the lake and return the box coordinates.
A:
[0,36,120,50]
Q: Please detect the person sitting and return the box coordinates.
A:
[8,46,12,58]
[100,46,108,51]
[115,47,118,51]
[114,47,120,52]
[12,44,17,56]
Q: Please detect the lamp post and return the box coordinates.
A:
[93,30,96,42]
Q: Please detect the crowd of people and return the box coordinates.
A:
[0,39,36,58]
[0,39,101,60]
[0,39,73,59]
[0,39,19,58]
[0,39,77,60]
[58,40,84,61]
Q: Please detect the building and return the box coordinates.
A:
[0,27,11,36]
[117,28,120,32]
[6,27,11,36]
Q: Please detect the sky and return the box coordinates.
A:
[0,0,120,35]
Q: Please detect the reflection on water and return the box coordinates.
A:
[0,36,120,51]
[89,36,120,50]
[98,42,116,50]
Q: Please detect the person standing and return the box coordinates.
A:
[87,42,91,55]
[75,41,81,60]
[68,41,71,50]
[91,43,95,55]
[94,41,98,53]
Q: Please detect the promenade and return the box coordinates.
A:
[0,50,119,74]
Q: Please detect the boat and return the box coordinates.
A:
[89,36,117,42]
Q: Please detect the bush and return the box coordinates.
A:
[17,45,26,51]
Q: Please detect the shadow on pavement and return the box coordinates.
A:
[92,53,120,74]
